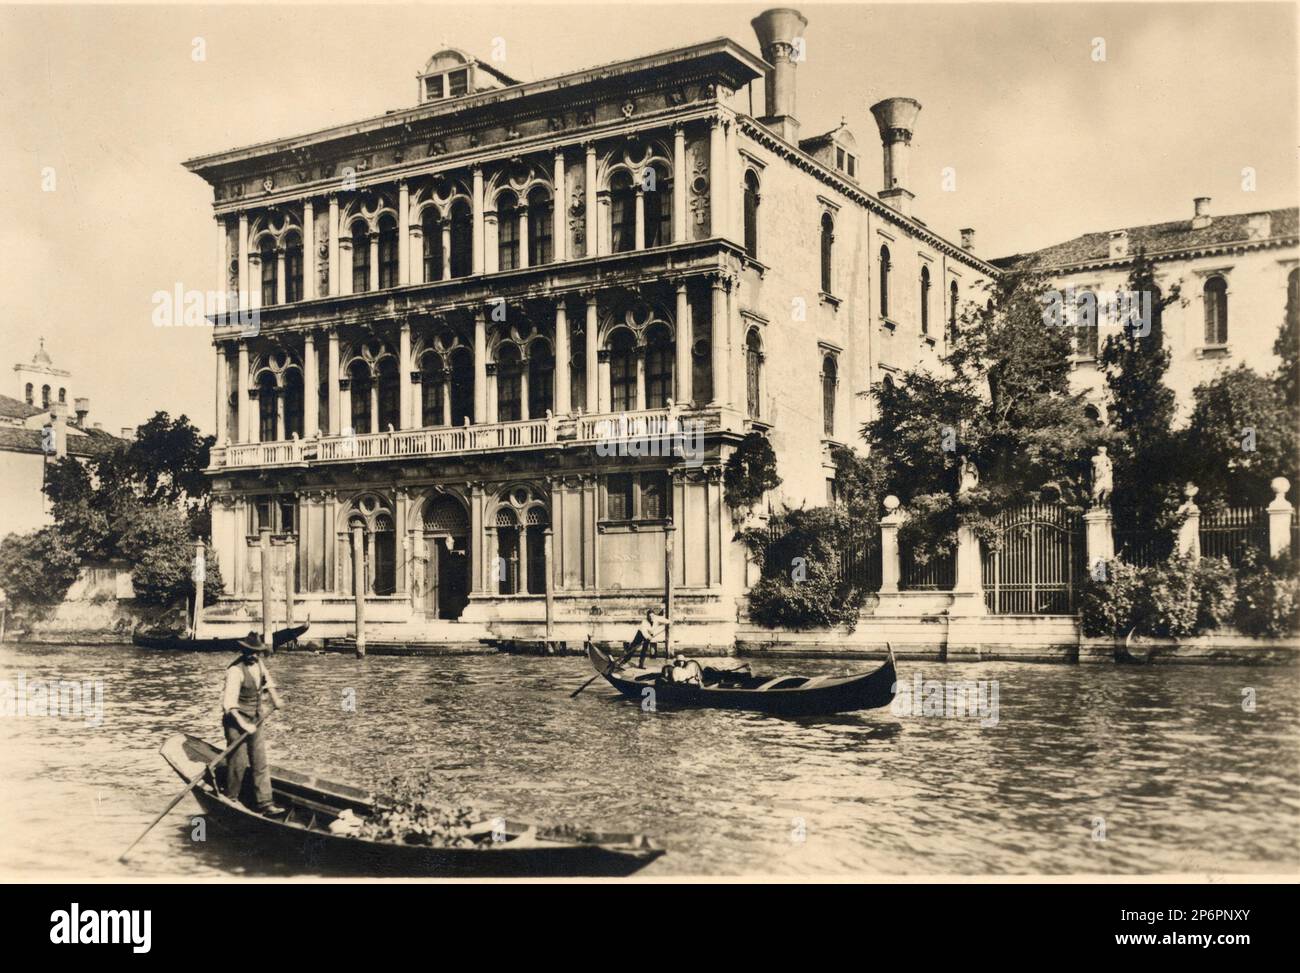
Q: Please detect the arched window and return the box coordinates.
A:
[285,233,304,302]
[527,187,552,266]
[348,359,372,434]
[24,383,32,405]
[920,265,932,335]
[449,201,473,278]
[495,508,520,595]
[820,213,834,293]
[496,343,523,422]
[1204,275,1229,345]
[878,245,891,318]
[527,343,554,419]
[376,357,400,430]
[524,506,548,594]
[743,170,760,258]
[948,280,959,342]
[822,354,837,437]
[378,215,399,289]
[609,331,637,411]
[448,347,475,426]
[745,330,763,418]
[645,326,674,409]
[422,209,444,282]
[351,221,371,293]
[345,501,396,597]
[257,372,277,442]
[497,192,520,271]
[58,387,65,403]
[283,369,304,440]
[420,353,446,427]
[41,385,50,408]
[644,163,671,247]
[259,238,278,306]
[610,172,636,253]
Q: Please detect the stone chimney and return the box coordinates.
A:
[1108,229,1129,260]
[751,8,807,143]
[1192,196,1212,230]
[870,97,922,217]
[74,397,90,427]
[960,228,976,251]
[120,426,133,440]
[47,403,68,459]
[1247,212,1272,240]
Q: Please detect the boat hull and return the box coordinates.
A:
[133,624,310,653]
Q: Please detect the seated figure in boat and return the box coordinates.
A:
[221,633,286,816]
[663,657,704,686]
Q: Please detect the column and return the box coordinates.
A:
[303,331,318,437]
[441,223,452,280]
[398,179,410,286]
[370,378,379,434]
[710,275,728,406]
[554,302,571,414]
[553,149,567,262]
[215,344,228,442]
[1268,477,1294,558]
[724,112,740,240]
[709,116,726,239]
[672,123,687,244]
[472,166,485,275]
[473,310,487,423]
[635,346,646,410]
[674,283,691,405]
[486,365,498,423]
[584,294,598,414]
[520,362,530,421]
[302,199,316,300]
[634,188,646,251]
[484,212,499,275]
[597,351,611,413]
[1177,486,1201,558]
[275,386,285,441]
[214,217,228,319]
[1084,506,1115,575]
[409,225,424,285]
[236,343,250,443]
[952,520,985,614]
[398,319,412,430]
[584,143,599,257]
[275,248,287,305]
[518,207,529,270]
[237,213,250,308]
[327,194,340,297]
[879,497,903,594]
[368,232,380,293]
[327,330,341,435]
[247,253,262,311]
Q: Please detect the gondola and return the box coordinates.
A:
[159,734,663,877]
[586,642,898,717]
[132,623,309,653]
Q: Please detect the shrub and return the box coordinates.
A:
[0,528,82,608]
[724,432,781,521]
[743,506,862,630]
[1080,554,1238,639]
[1233,547,1300,638]
[118,506,224,607]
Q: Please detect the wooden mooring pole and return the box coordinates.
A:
[191,541,206,640]
[352,524,366,658]
[664,524,675,658]
[259,527,273,644]
[284,537,295,628]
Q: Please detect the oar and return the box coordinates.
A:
[118,710,275,863]
[571,636,635,699]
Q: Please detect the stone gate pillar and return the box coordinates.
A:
[1268,477,1294,559]
[1084,506,1115,576]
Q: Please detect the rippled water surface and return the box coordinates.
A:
[1,643,1297,878]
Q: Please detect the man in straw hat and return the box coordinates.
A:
[221,632,285,815]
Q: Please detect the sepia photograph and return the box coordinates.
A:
[0,0,1296,945]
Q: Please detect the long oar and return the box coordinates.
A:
[118,711,274,863]
[571,637,636,699]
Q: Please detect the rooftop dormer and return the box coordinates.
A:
[799,121,859,182]
[416,48,520,104]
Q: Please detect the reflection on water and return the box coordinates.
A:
[1,644,1297,877]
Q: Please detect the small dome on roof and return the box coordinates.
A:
[422,49,471,74]
[32,338,51,366]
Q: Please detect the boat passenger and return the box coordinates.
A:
[222,632,286,816]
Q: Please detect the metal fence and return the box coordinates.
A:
[762,516,882,594]
[1198,506,1268,567]
[982,502,1085,614]
[899,542,956,591]
[1114,528,1175,568]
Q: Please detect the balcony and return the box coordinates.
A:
[209,405,738,471]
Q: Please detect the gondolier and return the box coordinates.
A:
[629,606,668,669]
[222,632,285,815]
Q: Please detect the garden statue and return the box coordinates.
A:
[1091,447,1113,507]
[958,455,980,496]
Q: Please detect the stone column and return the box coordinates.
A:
[473,310,487,423]
[327,193,340,296]
[338,236,353,296]
[672,123,687,244]
[951,520,986,616]
[674,283,691,405]
[303,331,318,437]
[398,318,412,430]
[214,343,228,443]
[398,179,410,286]
[1268,477,1294,558]
[584,142,598,258]
[597,351,611,413]
[275,386,285,441]
[710,275,728,406]
[879,496,903,594]
[1176,485,1201,559]
[247,252,263,311]
[275,248,287,305]
[409,224,424,285]
[635,345,646,410]
[214,217,228,318]
[441,223,452,280]
[302,198,316,300]
[472,166,485,275]
[634,188,646,251]
[554,301,571,415]
[327,329,341,435]
[584,294,599,414]
[484,211,499,275]
[368,231,380,293]
[236,343,250,443]
[709,115,726,239]
[237,213,250,309]
[724,113,740,240]
[519,207,531,270]
[1084,506,1115,576]
[553,149,567,262]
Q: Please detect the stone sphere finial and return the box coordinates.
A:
[1184,482,1199,499]
[883,494,901,512]
[1271,476,1290,499]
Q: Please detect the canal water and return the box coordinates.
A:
[1,643,1297,878]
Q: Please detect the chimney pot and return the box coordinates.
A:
[1246,212,1272,240]
[1192,196,1212,229]
[74,397,89,425]
[120,426,133,439]
[870,97,922,216]
[1108,229,1129,260]
[751,8,808,143]
[960,228,976,251]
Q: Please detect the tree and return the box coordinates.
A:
[119,506,224,607]
[0,528,82,609]
[1275,268,1300,409]
[830,445,888,521]
[1098,249,1184,536]
[723,431,781,522]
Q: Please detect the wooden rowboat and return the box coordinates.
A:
[132,623,309,653]
[160,734,663,878]
[586,642,898,717]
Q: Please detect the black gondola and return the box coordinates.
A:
[132,623,310,653]
[159,734,663,878]
[586,642,898,717]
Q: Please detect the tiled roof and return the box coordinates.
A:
[0,393,43,421]
[995,207,1298,271]
[0,426,123,459]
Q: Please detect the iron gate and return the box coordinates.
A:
[982,502,1085,614]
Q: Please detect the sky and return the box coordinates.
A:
[1,1,1295,436]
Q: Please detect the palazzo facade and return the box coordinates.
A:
[187,10,996,646]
